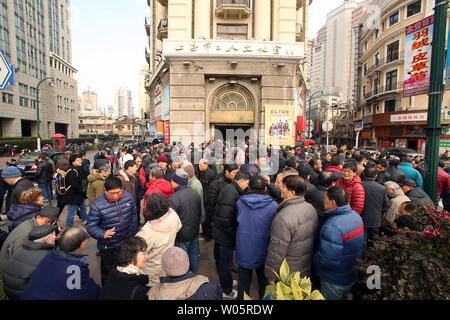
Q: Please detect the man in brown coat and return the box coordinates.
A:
[115,160,137,202]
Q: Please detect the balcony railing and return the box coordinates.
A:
[157,18,168,40]
[145,47,150,64]
[216,0,251,19]
[364,51,404,77]
[362,81,403,101]
[145,17,151,36]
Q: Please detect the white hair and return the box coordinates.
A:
[384,181,400,191]
[33,231,56,244]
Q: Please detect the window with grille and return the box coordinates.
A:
[389,11,399,26]
[407,1,421,18]
[386,40,399,63]
[211,84,254,111]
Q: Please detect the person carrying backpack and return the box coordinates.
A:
[55,158,70,215]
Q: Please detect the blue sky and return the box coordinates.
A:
[70,0,360,114]
[71,0,148,112]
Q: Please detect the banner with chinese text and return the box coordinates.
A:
[265,105,295,147]
[163,121,170,144]
[403,15,434,97]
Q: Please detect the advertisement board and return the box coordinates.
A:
[163,121,170,144]
[265,105,295,147]
[163,85,170,121]
[403,15,434,97]
[157,121,164,139]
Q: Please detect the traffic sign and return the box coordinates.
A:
[0,50,13,90]
[322,121,333,132]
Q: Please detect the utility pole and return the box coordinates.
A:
[424,0,448,205]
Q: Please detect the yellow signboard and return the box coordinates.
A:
[265,105,295,147]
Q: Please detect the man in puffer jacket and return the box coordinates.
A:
[313,186,364,300]
[29,154,53,201]
[265,175,318,283]
[399,156,423,188]
[336,160,365,215]
[87,176,138,286]
[2,225,57,300]
[236,176,277,300]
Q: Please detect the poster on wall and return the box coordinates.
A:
[163,85,170,121]
[157,121,164,139]
[265,105,295,147]
[149,123,157,137]
[403,15,434,97]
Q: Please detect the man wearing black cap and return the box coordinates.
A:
[398,178,434,208]
[2,166,34,212]
[2,224,57,300]
[0,205,59,279]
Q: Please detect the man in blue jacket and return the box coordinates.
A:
[399,156,423,188]
[236,175,277,300]
[87,176,138,286]
[313,186,364,300]
[21,227,101,300]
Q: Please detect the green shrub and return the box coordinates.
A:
[357,206,449,300]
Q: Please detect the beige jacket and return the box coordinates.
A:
[137,208,182,286]
[147,275,209,300]
[383,188,410,226]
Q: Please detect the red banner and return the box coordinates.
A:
[163,121,170,144]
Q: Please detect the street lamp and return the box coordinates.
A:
[36,77,55,152]
[308,90,323,140]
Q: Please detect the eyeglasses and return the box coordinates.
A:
[107,190,123,196]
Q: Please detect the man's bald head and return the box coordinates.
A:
[58,227,89,253]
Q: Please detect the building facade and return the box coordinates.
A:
[0,0,78,138]
[80,88,102,116]
[355,0,450,154]
[79,115,115,136]
[145,0,311,144]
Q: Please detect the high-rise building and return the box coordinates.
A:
[145,0,312,143]
[115,85,132,118]
[0,0,78,138]
[80,88,101,116]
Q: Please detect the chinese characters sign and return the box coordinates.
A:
[265,105,295,147]
[390,113,427,122]
[403,15,434,97]
[163,39,304,60]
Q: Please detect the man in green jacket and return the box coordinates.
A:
[87,163,111,206]
[182,163,205,225]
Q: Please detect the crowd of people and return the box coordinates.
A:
[0,139,448,301]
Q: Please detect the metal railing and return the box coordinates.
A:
[364,51,404,76]
[217,0,250,6]
[362,81,403,100]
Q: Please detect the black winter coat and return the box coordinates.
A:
[197,168,217,202]
[29,160,53,184]
[2,241,54,300]
[361,178,390,228]
[63,165,86,205]
[205,173,232,214]
[384,167,405,183]
[212,181,245,247]
[101,267,149,300]
[81,159,91,180]
[163,166,175,182]
[6,178,34,212]
[169,185,202,243]
[405,188,434,208]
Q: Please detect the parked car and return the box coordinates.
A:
[387,148,423,159]
[15,152,64,178]
[359,146,378,153]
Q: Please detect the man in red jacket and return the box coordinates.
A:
[336,159,365,215]
[437,161,450,199]
[143,167,174,215]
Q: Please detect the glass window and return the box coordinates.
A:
[386,70,398,91]
[363,63,367,76]
[407,1,421,18]
[375,52,380,66]
[385,99,396,113]
[386,40,399,63]
[389,11,399,26]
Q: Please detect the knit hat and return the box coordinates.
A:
[29,224,58,241]
[1,166,22,178]
[157,155,169,164]
[161,247,190,277]
[182,163,195,178]
[37,206,59,221]
[171,168,189,186]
